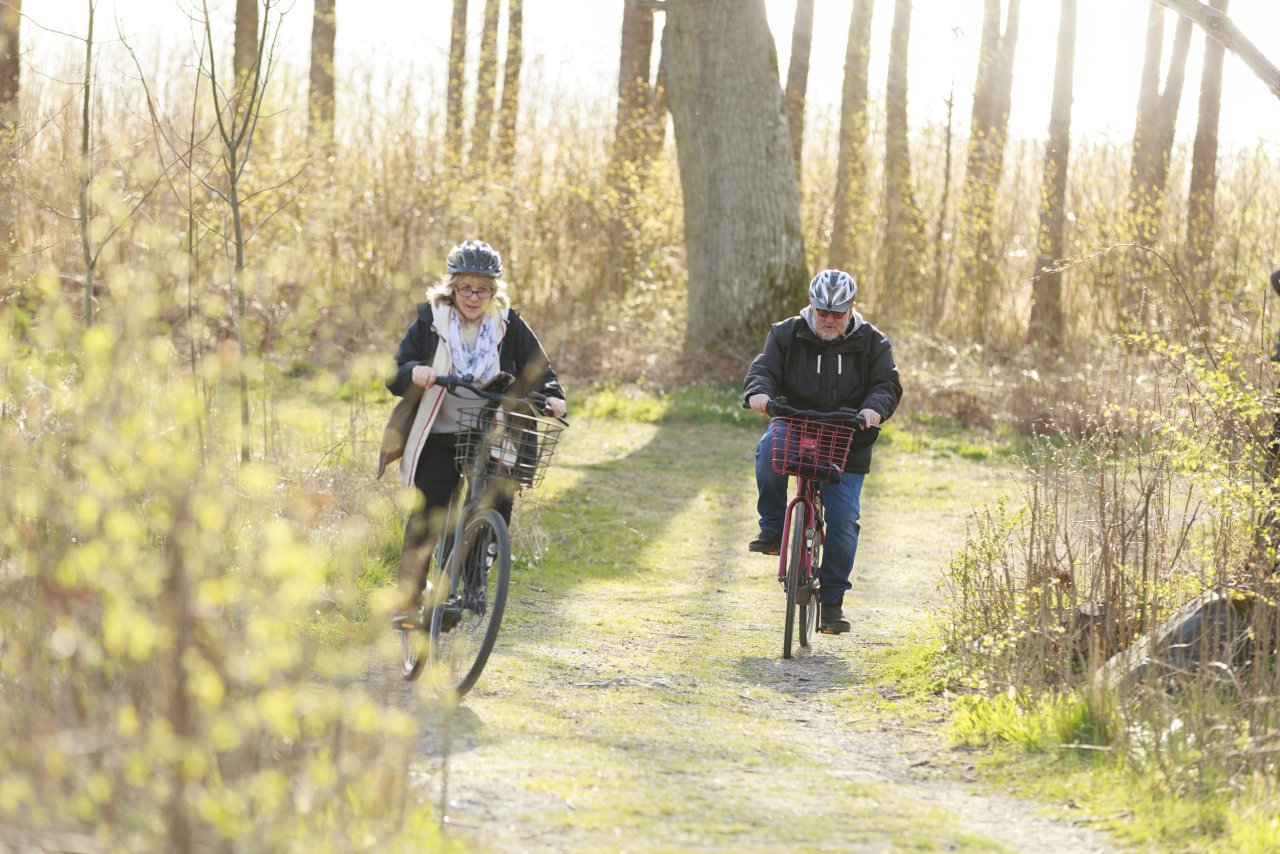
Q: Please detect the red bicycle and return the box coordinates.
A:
[765,399,863,659]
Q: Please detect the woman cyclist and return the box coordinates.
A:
[381,240,566,625]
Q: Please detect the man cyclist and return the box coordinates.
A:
[743,270,902,634]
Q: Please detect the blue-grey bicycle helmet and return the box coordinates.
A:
[809,269,857,312]
[446,240,504,277]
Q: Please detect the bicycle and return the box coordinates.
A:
[400,373,567,696]
[761,398,863,659]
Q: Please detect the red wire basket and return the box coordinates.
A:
[770,416,857,483]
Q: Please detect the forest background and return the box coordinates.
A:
[4,0,1280,849]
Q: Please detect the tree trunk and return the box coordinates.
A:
[615,0,656,169]
[0,0,18,120]
[471,0,501,169]
[0,0,21,263]
[1130,5,1192,246]
[829,0,874,276]
[446,0,468,168]
[606,0,661,295]
[1186,0,1227,332]
[1153,0,1280,99]
[664,0,807,353]
[494,0,523,173]
[881,0,923,323]
[234,0,258,83]
[1029,0,1077,350]
[307,0,336,149]
[1128,2,1192,326]
[783,0,815,183]
[959,0,1020,342]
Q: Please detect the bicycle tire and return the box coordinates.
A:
[783,502,805,659]
[799,516,822,645]
[400,625,426,680]
[427,508,511,697]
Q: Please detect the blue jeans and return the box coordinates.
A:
[756,429,865,606]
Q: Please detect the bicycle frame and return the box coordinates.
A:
[433,398,509,605]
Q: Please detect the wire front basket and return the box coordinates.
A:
[770,416,857,483]
[455,405,566,490]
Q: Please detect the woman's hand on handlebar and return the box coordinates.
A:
[544,396,567,418]
[748,393,770,414]
[411,365,438,388]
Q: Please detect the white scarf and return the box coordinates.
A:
[448,308,502,385]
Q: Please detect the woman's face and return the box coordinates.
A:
[453,275,496,323]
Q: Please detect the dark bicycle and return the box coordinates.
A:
[763,398,863,659]
[400,373,567,696]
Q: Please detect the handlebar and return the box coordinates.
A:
[744,396,866,427]
[436,373,569,426]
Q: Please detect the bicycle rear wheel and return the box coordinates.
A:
[427,508,511,697]
[783,502,805,659]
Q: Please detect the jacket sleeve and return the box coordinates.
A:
[859,329,903,422]
[387,304,435,397]
[743,322,787,406]
[507,311,566,405]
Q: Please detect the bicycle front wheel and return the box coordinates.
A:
[799,518,821,647]
[427,508,512,697]
[783,502,805,659]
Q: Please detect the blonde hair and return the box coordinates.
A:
[426,272,511,315]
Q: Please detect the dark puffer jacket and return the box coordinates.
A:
[743,315,902,474]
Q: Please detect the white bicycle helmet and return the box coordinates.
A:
[809,269,857,312]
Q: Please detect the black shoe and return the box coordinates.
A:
[818,603,850,634]
[748,530,782,555]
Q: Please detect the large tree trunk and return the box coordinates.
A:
[471,0,501,169]
[959,0,1020,342]
[1186,0,1228,332]
[1153,0,1280,99]
[494,0,523,173]
[881,0,923,323]
[234,0,258,83]
[606,0,662,296]
[664,0,807,353]
[446,0,468,168]
[1029,0,1077,350]
[782,0,815,182]
[307,0,336,149]
[828,0,874,277]
[0,0,20,264]
[1127,3,1192,326]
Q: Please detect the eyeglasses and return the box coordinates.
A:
[814,308,847,319]
[457,286,494,300]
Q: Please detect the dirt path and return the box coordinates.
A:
[372,418,1115,852]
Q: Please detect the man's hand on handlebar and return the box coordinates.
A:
[544,397,567,418]
[748,393,771,414]
[858,409,881,429]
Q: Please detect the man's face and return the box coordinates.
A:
[812,307,851,341]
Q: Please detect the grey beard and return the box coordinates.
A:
[815,322,849,341]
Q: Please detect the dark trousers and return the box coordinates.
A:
[399,433,514,599]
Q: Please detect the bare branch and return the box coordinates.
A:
[1152,0,1280,99]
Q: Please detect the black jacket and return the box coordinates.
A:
[387,303,565,403]
[743,315,902,474]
